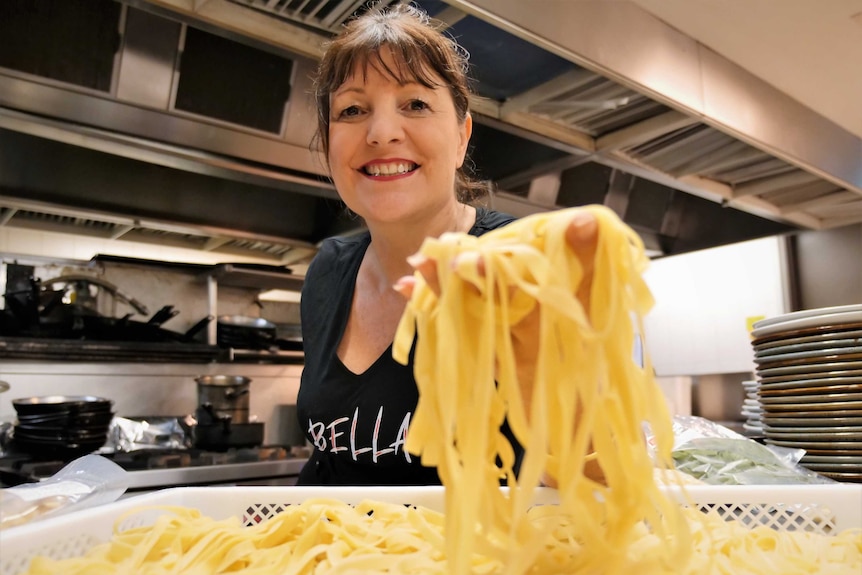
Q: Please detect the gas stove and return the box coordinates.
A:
[0,445,308,492]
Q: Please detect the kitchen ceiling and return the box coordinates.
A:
[1,0,860,263]
[630,0,862,141]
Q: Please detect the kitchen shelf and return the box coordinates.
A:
[0,337,223,363]
[226,348,304,364]
[205,264,305,292]
[200,264,305,355]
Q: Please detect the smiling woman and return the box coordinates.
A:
[294,4,600,488]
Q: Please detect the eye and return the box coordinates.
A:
[405,99,431,112]
[336,105,363,119]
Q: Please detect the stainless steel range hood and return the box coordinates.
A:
[197,0,861,229]
[0,0,353,263]
[445,0,862,231]
[1,0,857,262]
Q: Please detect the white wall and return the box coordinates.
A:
[643,236,786,376]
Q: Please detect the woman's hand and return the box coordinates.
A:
[393,210,605,485]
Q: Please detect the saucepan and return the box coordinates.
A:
[195,375,252,423]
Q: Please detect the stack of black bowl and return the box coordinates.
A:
[12,396,114,460]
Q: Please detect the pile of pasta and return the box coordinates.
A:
[20,498,862,574]
[18,206,862,574]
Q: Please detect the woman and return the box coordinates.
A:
[296,4,597,485]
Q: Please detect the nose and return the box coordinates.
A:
[366,107,404,146]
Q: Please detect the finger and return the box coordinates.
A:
[565,212,598,309]
[565,211,598,261]
[392,275,416,299]
[406,253,441,295]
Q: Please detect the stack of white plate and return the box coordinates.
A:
[751,304,862,483]
[740,379,764,434]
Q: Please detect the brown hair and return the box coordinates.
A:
[312,3,490,203]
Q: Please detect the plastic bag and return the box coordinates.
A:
[0,454,129,530]
[664,416,832,485]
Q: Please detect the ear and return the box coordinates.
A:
[455,113,473,169]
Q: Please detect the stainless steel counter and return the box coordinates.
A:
[124,458,308,492]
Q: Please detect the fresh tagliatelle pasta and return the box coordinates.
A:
[21,500,480,575]
[19,498,862,575]
[392,205,686,574]
[16,206,862,575]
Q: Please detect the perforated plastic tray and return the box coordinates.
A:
[1,484,860,575]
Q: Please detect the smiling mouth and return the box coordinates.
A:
[362,162,418,176]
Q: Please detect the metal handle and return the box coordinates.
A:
[224,386,249,400]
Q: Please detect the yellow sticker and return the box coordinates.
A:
[746,315,766,337]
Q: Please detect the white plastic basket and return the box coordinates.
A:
[1,484,860,575]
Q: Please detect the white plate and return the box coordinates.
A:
[757,360,862,377]
[762,416,862,427]
[755,339,862,358]
[751,309,862,339]
[802,462,862,472]
[759,392,862,405]
[800,454,862,464]
[766,438,862,451]
[753,346,862,365]
[759,376,862,391]
[815,470,862,481]
[753,329,862,351]
[761,402,862,413]
[764,424,862,434]
[752,304,862,330]
[759,383,862,398]
[765,430,862,441]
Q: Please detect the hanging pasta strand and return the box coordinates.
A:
[393,205,689,574]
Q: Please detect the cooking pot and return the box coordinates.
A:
[195,375,251,424]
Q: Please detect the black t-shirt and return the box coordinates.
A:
[296,207,517,485]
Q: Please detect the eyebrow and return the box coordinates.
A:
[331,86,365,99]
[333,78,434,99]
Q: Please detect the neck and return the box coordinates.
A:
[366,202,476,287]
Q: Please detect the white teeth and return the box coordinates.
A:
[365,162,415,176]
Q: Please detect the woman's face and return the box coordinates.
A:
[327,49,472,226]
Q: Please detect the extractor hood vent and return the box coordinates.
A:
[625,124,794,183]
[230,0,404,34]
[507,70,671,137]
[8,210,121,236]
[0,200,316,264]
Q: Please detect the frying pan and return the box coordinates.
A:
[216,315,278,350]
[12,395,113,417]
